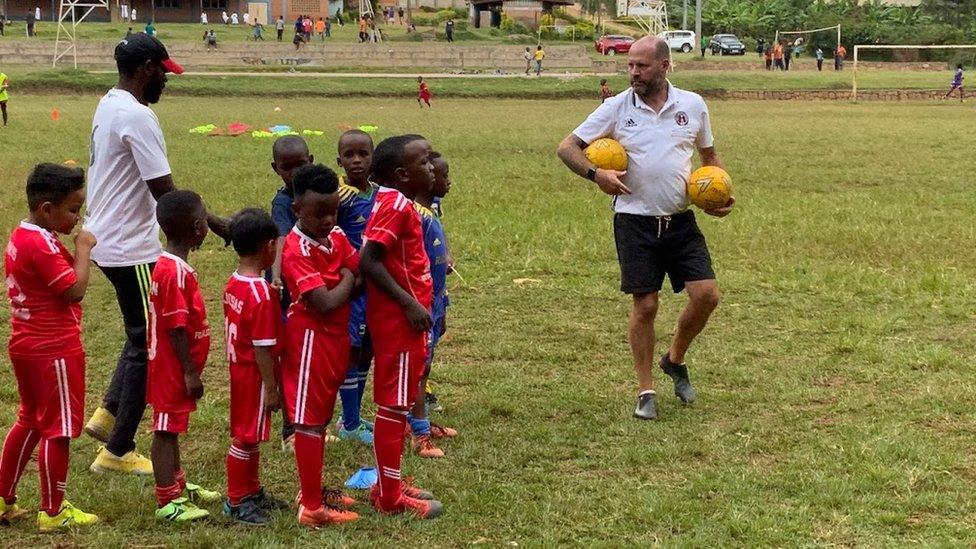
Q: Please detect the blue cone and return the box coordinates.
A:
[345,467,378,490]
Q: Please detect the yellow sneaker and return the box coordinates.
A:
[0,498,29,523]
[37,501,98,531]
[89,446,153,476]
[83,407,115,443]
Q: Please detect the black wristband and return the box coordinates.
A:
[586,167,597,181]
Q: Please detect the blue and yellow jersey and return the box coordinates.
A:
[415,202,449,320]
[337,176,378,250]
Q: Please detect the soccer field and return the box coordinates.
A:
[1,95,976,545]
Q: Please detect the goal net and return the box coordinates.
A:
[852,45,976,100]
[774,24,841,58]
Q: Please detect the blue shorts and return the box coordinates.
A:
[426,314,446,367]
[348,294,368,348]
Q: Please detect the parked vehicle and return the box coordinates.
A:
[658,30,696,53]
[709,34,746,55]
[594,34,636,55]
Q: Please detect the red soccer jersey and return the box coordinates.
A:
[419,82,430,98]
[147,252,211,413]
[363,187,433,352]
[5,222,82,359]
[280,225,359,334]
[223,272,281,367]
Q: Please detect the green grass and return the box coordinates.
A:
[0,67,960,100]
[2,94,976,545]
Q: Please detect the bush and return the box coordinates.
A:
[435,8,466,22]
[500,14,530,35]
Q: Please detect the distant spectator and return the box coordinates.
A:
[417,76,431,108]
[200,12,207,24]
[815,47,824,71]
[230,12,238,24]
[773,41,784,70]
[398,6,404,24]
[756,37,765,56]
[204,28,217,50]
[25,10,35,37]
[600,78,612,102]
[315,16,325,40]
[835,44,846,70]
[358,16,367,42]
[445,19,454,42]
[534,45,545,76]
[764,44,772,70]
[303,15,312,39]
[120,3,128,21]
[276,15,284,40]
[325,16,332,37]
[130,7,136,21]
[222,10,229,24]
[700,34,707,57]
[34,6,40,22]
[145,20,155,37]
[252,20,264,40]
[0,69,8,126]
[293,29,306,49]
[243,11,250,25]
[0,15,6,36]
[784,43,792,71]
[336,10,344,26]
[945,64,964,101]
[387,8,394,25]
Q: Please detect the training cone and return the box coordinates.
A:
[51,108,61,122]
[344,467,378,489]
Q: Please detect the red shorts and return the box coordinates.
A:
[282,325,348,426]
[229,363,272,444]
[373,347,427,409]
[153,410,190,434]
[10,353,85,439]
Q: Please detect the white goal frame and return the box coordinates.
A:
[774,24,840,50]
[53,0,109,68]
[852,44,976,101]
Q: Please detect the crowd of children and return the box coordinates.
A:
[0,131,458,530]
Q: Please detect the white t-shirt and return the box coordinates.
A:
[130,8,136,20]
[573,82,714,216]
[85,88,171,267]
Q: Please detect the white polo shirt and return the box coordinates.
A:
[84,88,171,267]
[573,82,714,216]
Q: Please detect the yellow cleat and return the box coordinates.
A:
[37,501,98,531]
[83,407,115,443]
[0,498,30,523]
[89,446,153,476]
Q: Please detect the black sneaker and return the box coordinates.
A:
[633,392,658,420]
[425,392,443,413]
[223,498,269,526]
[249,487,289,511]
[660,353,697,404]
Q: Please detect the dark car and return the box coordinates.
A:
[709,34,746,55]
[595,34,636,56]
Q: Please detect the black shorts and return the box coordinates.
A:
[613,210,715,294]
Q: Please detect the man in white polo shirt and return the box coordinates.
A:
[83,34,229,474]
[557,36,735,420]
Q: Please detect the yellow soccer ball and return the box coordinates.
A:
[584,138,628,172]
[687,166,732,210]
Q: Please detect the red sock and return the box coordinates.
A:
[155,482,183,507]
[175,468,187,492]
[0,421,40,504]
[294,429,324,510]
[247,448,262,497]
[38,437,69,516]
[374,407,407,508]
[226,443,252,506]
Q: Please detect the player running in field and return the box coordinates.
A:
[361,135,444,519]
[222,208,290,525]
[417,76,431,108]
[147,191,221,523]
[0,164,99,531]
[280,164,360,528]
[945,64,964,102]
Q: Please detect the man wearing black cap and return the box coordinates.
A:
[83,34,228,475]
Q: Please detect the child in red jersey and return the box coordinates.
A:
[280,164,360,529]
[0,163,98,531]
[360,134,443,519]
[417,76,431,108]
[600,78,613,102]
[147,190,220,523]
[222,208,290,525]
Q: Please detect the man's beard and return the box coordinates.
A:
[145,84,164,104]
[632,75,666,97]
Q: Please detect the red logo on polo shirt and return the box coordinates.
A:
[674,112,689,126]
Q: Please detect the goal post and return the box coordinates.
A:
[852,44,976,101]
[774,24,841,52]
[53,0,109,68]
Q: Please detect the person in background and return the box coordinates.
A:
[34,6,40,22]
[773,41,784,70]
[815,47,824,72]
[325,16,332,38]
[0,14,7,36]
[130,7,136,22]
[125,26,133,39]
[756,37,765,56]
[523,47,532,75]
[252,20,264,41]
[944,64,964,102]
[783,42,792,71]
[222,10,229,24]
[200,12,207,24]
[26,10,35,37]
[315,17,325,41]
[600,78,612,103]
[144,20,155,37]
[700,34,707,57]
[230,12,238,24]
[534,45,545,77]
[275,15,284,41]
[398,6,404,24]
[204,29,217,51]
[0,70,7,126]
[835,44,846,70]
[445,19,454,42]
[764,44,772,70]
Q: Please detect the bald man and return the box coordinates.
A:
[556,37,735,420]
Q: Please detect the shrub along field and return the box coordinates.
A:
[0,93,975,545]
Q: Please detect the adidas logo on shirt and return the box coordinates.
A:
[624,118,637,127]
[356,215,366,223]
[433,238,442,246]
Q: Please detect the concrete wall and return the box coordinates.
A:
[0,40,598,70]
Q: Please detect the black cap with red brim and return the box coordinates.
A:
[114,33,184,74]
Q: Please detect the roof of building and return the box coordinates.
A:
[469,0,575,5]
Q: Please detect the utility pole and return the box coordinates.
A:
[694,0,701,52]
[681,0,686,29]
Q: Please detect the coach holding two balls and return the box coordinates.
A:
[557,36,734,420]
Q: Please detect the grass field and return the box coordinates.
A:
[1,93,976,546]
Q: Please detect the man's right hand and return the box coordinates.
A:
[594,169,632,196]
[405,299,433,332]
[74,230,97,252]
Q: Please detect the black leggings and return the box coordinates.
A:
[99,262,154,457]
[1,101,6,126]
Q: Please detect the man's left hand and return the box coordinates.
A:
[704,196,735,218]
[207,214,232,245]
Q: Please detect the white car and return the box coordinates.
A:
[658,30,696,53]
